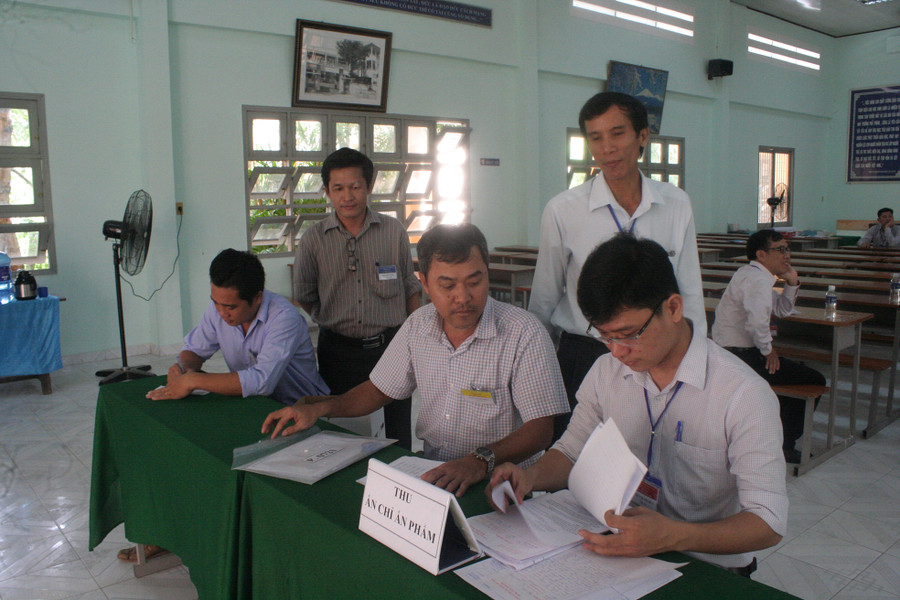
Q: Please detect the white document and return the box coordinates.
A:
[455,546,685,600]
[568,418,647,528]
[357,455,444,485]
[233,430,394,484]
[468,419,646,569]
[468,489,604,569]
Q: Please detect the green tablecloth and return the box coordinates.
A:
[89,378,798,600]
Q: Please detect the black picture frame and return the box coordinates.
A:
[292,20,392,112]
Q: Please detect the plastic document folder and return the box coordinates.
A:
[232,427,395,484]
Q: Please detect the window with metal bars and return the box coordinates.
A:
[243,106,470,257]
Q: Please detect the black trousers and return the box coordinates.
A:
[552,332,610,443]
[727,347,826,451]
[316,327,412,451]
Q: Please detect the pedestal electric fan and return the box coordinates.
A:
[767,183,788,228]
[95,189,156,385]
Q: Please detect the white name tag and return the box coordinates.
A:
[377,265,398,280]
[359,458,482,575]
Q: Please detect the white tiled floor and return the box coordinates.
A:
[1,353,899,599]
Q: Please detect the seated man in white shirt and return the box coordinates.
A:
[712,230,826,464]
[262,224,569,498]
[857,207,900,248]
[487,234,787,576]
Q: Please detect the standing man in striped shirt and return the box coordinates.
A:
[294,147,422,450]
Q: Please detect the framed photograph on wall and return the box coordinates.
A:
[606,61,669,134]
[292,20,392,112]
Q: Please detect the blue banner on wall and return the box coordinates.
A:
[847,85,900,182]
[338,0,491,27]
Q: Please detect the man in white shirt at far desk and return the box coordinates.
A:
[712,229,826,464]
[857,207,900,248]
[487,234,787,577]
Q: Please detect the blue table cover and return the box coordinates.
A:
[0,296,63,377]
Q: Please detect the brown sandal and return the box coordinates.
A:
[116,544,169,562]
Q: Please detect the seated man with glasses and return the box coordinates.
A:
[293,147,423,450]
[486,233,787,577]
[712,229,826,464]
[266,224,569,498]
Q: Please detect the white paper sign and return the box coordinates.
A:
[359,458,482,575]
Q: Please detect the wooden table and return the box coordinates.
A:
[487,262,534,307]
[493,244,538,254]
[789,288,900,436]
[705,297,873,475]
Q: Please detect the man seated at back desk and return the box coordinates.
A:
[857,207,900,249]
[263,223,570,497]
[487,234,787,576]
[712,230,826,464]
[120,249,328,562]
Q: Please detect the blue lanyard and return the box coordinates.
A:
[607,204,637,235]
[643,381,683,468]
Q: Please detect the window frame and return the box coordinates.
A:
[757,146,794,228]
[565,127,686,190]
[243,105,471,257]
[0,92,56,273]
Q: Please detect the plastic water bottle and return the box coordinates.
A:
[825,285,838,320]
[0,251,12,304]
[891,273,900,305]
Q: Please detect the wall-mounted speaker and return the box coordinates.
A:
[707,59,733,80]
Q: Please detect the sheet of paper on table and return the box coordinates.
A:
[357,455,444,485]
[467,418,646,570]
[455,545,685,600]
[232,430,395,484]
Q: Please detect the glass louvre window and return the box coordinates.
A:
[757,147,793,227]
[244,106,470,256]
[565,127,685,190]
[0,93,56,272]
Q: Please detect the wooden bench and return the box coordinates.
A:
[773,344,892,439]
[771,384,829,475]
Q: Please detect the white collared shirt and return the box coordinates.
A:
[711,261,799,356]
[529,173,705,340]
[555,325,787,569]
[369,297,569,465]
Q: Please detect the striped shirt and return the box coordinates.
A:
[555,325,788,569]
[370,297,569,465]
[294,209,422,338]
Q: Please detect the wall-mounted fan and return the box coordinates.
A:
[95,190,156,385]
[766,183,789,228]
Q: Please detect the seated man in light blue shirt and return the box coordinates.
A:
[146,248,328,404]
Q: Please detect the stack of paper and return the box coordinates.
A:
[456,547,684,600]
[467,418,646,569]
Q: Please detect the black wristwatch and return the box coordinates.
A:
[472,446,495,477]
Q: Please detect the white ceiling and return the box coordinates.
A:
[732,0,900,37]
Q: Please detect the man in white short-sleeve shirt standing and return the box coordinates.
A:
[529,92,704,442]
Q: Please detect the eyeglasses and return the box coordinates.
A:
[585,299,664,348]
[346,237,358,271]
[766,245,790,255]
